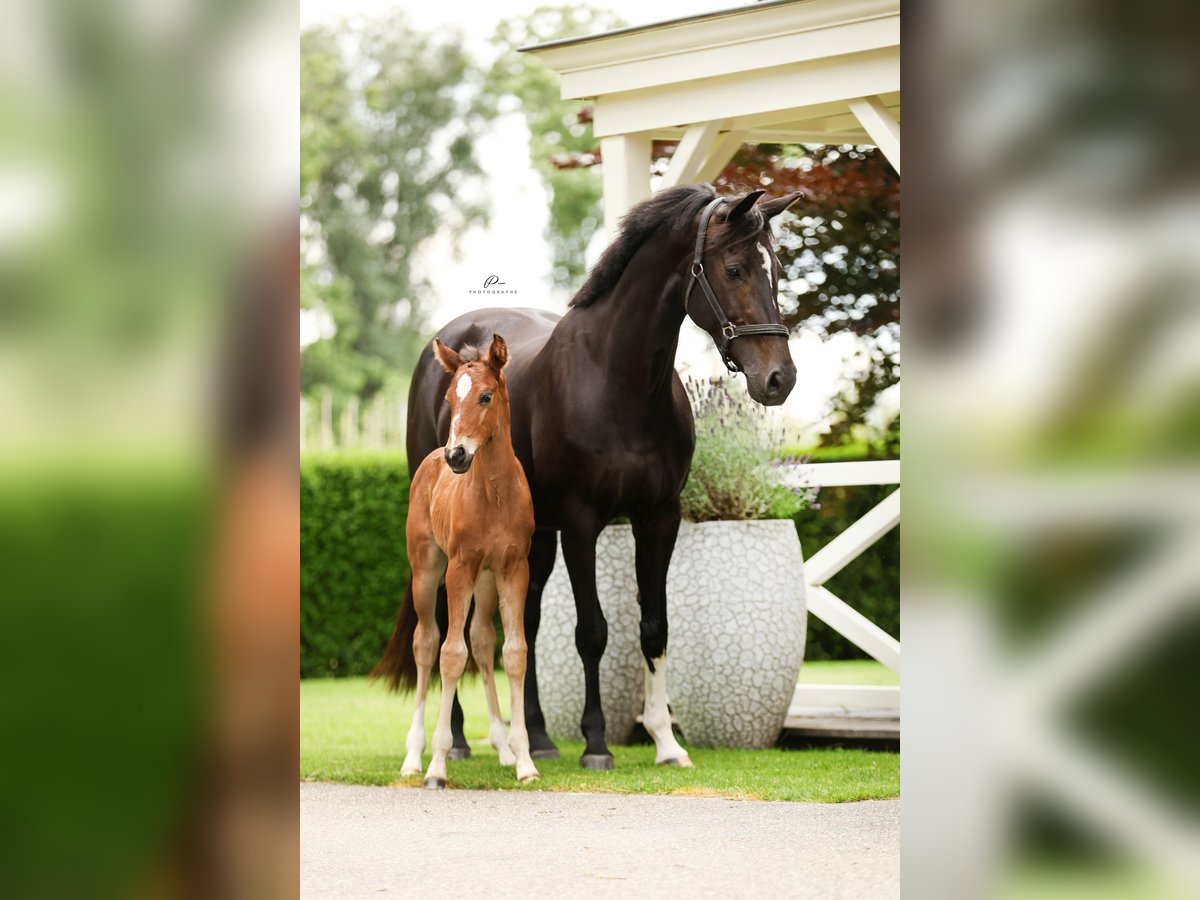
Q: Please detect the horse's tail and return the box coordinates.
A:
[371,576,420,693]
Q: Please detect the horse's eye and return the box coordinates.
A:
[725,266,742,279]
[479,392,492,405]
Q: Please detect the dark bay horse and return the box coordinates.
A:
[376,183,803,768]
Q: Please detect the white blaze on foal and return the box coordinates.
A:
[642,655,692,767]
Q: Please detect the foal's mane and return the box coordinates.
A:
[569,183,766,308]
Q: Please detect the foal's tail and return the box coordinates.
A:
[371,577,420,693]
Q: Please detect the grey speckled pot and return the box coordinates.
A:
[535,519,806,749]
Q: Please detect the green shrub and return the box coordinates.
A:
[300,447,898,670]
[680,377,817,522]
[301,452,410,677]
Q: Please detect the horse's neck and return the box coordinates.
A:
[570,237,688,401]
[463,429,521,497]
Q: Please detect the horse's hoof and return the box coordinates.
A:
[658,756,694,768]
[580,753,614,770]
[424,777,447,790]
[447,746,471,761]
[518,773,539,784]
[528,733,559,759]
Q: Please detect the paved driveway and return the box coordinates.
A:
[301,782,899,898]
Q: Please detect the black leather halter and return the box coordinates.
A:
[685,196,790,374]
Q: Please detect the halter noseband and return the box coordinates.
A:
[685,196,791,374]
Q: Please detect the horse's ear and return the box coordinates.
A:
[486,333,509,371]
[728,190,766,221]
[758,190,808,220]
[433,338,464,373]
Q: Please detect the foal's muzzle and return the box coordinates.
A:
[445,445,473,474]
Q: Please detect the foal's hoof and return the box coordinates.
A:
[518,773,540,785]
[580,753,614,771]
[447,746,471,761]
[658,756,694,768]
[423,777,447,790]
[400,766,423,778]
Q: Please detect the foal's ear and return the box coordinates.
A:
[727,189,766,221]
[757,190,808,220]
[486,333,509,371]
[433,338,465,373]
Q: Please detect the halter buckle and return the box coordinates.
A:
[721,322,738,341]
[690,261,704,278]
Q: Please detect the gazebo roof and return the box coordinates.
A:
[520,0,899,146]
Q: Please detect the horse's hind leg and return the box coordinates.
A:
[633,504,692,767]
[523,529,559,759]
[470,571,516,766]
[402,548,445,777]
[498,558,538,783]
[425,557,475,789]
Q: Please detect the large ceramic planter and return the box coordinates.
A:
[535,519,806,749]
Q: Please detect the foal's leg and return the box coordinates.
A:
[469,570,516,766]
[561,515,613,769]
[424,556,475,789]
[498,558,538,783]
[437,587,472,761]
[633,504,692,767]
[523,529,560,759]
[402,548,445,777]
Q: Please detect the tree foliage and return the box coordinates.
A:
[484,5,625,289]
[301,15,493,403]
[715,144,900,443]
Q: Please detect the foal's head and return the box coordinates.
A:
[685,189,805,406]
[433,334,510,474]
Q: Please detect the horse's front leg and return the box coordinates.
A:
[523,528,559,759]
[561,516,612,769]
[632,503,692,767]
[435,586,472,760]
[424,556,475,789]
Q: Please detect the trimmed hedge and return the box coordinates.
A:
[300,451,897,675]
[301,453,410,678]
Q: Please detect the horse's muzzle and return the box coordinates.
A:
[445,445,473,474]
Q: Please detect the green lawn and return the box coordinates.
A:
[798,659,900,685]
[301,662,898,802]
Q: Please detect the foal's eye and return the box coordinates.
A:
[725,266,742,279]
[479,392,492,405]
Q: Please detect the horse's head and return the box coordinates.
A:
[433,333,510,474]
[684,189,806,406]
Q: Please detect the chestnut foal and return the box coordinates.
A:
[401,334,539,788]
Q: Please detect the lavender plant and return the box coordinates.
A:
[680,377,819,523]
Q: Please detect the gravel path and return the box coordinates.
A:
[301,782,899,898]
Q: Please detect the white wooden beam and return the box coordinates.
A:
[600,132,652,239]
[807,585,901,672]
[848,95,900,173]
[792,684,899,710]
[592,47,899,138]
[693,130,748,184]
[787,459,900,488]
[659,120,725,189]
[804,488,900,586]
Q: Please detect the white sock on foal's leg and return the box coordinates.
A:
[643,655,692,767]
[401,688,426,776]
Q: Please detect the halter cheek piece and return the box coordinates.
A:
[685,196,790,374]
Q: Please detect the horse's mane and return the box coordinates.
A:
[569,183,766,308]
